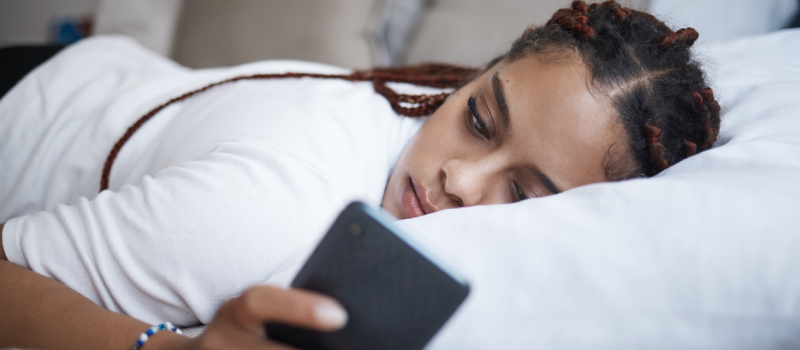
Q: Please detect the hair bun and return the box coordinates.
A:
[677,28,699,47]
[572,1,590,13]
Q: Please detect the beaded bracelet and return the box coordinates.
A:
[131,322,183,350]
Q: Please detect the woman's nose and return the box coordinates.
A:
[441,157,494,207]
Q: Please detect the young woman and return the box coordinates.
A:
[0,1,720,349]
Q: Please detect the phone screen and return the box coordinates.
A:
[265,202,469,350]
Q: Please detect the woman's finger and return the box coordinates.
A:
[232,285,348,332]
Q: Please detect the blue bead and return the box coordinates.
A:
[133,322,182,350]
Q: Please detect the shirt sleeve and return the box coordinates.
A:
[2,141,341,325]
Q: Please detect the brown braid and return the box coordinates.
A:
[645,125,669,174]
[547,3,597,40]
[695,87,721,152]
[614,7,632,20]
[99,65,477,191]
[658,27,700,49]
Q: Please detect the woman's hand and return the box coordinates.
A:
[183,285,347,350]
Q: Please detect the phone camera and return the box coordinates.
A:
[348,221,364,236]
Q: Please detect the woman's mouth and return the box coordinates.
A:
[400,177,438,219]
[401,177,426,219]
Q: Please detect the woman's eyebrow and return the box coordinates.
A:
[526,164,563,195]
[491,72,511,130]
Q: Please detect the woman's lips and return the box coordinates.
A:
[400,177,437,219]
[401,177,425,219]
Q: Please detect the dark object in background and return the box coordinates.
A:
[266,202,470,350]
[791,0,800,28]
[0,45,64,100]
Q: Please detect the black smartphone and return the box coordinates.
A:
[265,202,470,350]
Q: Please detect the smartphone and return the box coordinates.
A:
[265,202,470,350]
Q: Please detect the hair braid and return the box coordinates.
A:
[99,64,477,191]
[547,2,597,40]
[695,87,721,151]
[645,125,669,174]
[498,1,720,178]
[658,27,700,49]
[614,7,632,20]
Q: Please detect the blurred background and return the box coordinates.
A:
[0,0,652,69]
[1,0,798,69]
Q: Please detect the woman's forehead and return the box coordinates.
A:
[490,55,622,187]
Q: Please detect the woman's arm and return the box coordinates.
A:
[5,146,340,325]
[0,259,346,350]
[0,259,187,350]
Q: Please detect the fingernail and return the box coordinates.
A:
[314,302,348,328]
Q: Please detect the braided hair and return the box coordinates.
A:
[100,65,476,190]
[101,0,719,190]
[503,0,720,178]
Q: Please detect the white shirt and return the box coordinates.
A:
[0,35,425,325]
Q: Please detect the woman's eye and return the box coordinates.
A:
[512,182,528,202]
[466,96,490,139]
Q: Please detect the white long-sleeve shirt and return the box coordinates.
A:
[0,35,425,325]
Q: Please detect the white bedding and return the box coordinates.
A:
[388,29,800,349]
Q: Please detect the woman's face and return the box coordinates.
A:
[382,53,626,220]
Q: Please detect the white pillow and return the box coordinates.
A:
[396,29,800,349]
[649,0,798,44]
